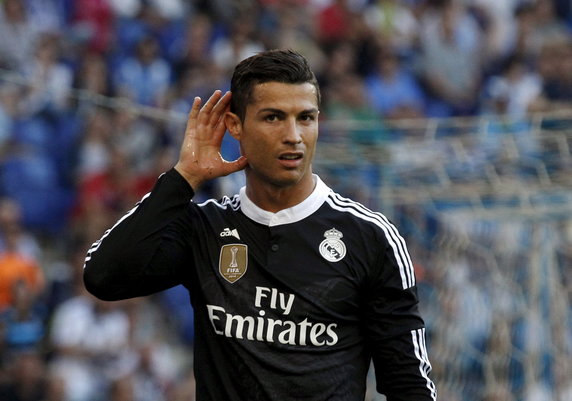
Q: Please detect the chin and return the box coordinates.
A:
[259,170,301,187]
[248,165,311,188]
[269,176,302,188]
[274,170,313,187]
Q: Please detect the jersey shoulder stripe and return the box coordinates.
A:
[197,194,241,211]
[325,192,415,289]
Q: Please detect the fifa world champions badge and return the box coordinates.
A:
[319,228,346,262]
[219,244,248,283]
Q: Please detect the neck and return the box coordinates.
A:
[245,173,316,213]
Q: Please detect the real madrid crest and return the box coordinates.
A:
[319,228,346,262]
[219,244,248,283]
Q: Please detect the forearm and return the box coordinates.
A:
[372,328,436,401]
[83,168,194,301]
[366,246,436,400]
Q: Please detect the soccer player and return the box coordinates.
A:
[83,49,436,400]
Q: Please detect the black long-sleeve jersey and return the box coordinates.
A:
[83,168,436,401]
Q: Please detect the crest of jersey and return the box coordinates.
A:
[319,228,346,262]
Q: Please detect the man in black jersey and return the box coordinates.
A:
[83,49,437,400]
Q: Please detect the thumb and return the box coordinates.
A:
[221,156,248,176]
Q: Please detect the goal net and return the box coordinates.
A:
[315,113,572,401]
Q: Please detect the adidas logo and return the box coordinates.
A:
[220,228,240,240]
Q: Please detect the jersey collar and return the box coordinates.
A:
[239,175,331,227]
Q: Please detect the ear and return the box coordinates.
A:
[225,112,242,140]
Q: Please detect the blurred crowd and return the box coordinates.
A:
[1,0,572,400]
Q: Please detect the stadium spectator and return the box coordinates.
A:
[75,107,113,177]
[527,0,571,56]
[20,34,73,116]
[42,372,67,401]
[120,299,185,401]
[505,2,538,65]
[324,72,383,143]
[321,72,386,206]
[363,0,420,58]
[0,350,49,401]
[72,51,115,115]
[114,35,172,107]
[0,279,46,358]
[316,0,355,48]
[482,318,513,392]
[481,54,542,118]
[210,16,265,75]
[0,0,40,70]
[77,146,138,220]
[109,375,138,401]
[364,47,426,119]
[108,0,144,19]
[477,55,541,163]
[0,83,19,147]
[0,197,42,261]
[170,13,215,76]
[0,225,45,312]
[167,370,197,401]
[111,0,188,22]
[23,0,66,35]
[110,109,164,174]
[417,0,485,116]
[318,41,359,100]
[169,62,227,116]
[48,286,132,401]
[73,108,145,241]
[70,0,115,55]
[554,352,572,401]
[464,0,523,64]
[482,383,516,401]
[263,3,326,72]
[529,37,572,113]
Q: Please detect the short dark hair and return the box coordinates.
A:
[230,49,321,121]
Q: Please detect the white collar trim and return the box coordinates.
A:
[239,175,330,227]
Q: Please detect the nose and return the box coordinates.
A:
[283,118,302,144]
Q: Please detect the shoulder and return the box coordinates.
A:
[322,191,400,241]
[324,191,416,289]
[190,194,242,222]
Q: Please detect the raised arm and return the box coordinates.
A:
[83,90,247,301]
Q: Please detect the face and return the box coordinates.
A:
[226,81,319,192]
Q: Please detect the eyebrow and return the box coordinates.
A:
[257,107,319,115]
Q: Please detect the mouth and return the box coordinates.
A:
[278,152,304,168]
[279,152,303,161]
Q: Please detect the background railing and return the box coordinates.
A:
[314,115,572,401]
[1,68,571,401]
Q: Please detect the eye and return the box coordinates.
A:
[300,113,316,122]
[264,114,279,122]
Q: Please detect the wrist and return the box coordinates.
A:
[174,163,204,190]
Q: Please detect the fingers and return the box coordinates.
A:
[200,90,231,127]
[186,90,231,142]
[184,96,202,139]
[189,96,202,120]
[199,90,222,116]
[210,91,231,117]
[184,90,227,141]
